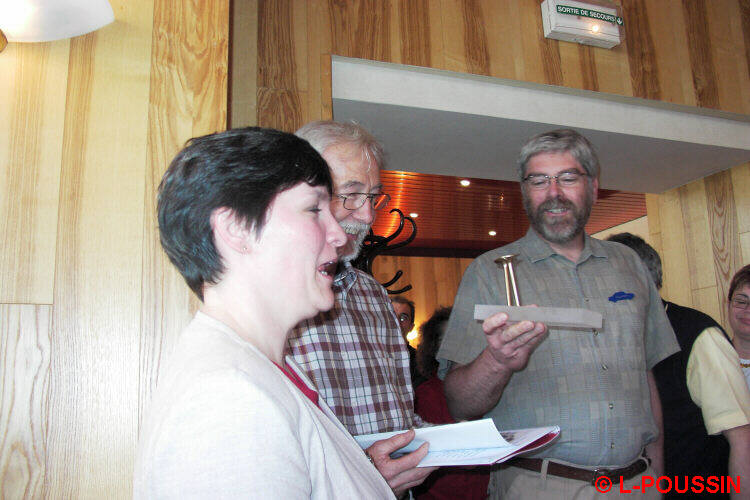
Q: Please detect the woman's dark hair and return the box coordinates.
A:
[157,127,332,300]
[416,307,452,378]
[728,264,750,302]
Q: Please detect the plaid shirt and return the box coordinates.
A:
[287,262,418,436]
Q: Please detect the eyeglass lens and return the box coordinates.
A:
[342,193,389,210]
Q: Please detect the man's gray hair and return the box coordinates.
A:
[606,232,663,289]
[295,120,386,170]
[517,128,600,180]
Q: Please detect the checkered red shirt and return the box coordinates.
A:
[287,263,418,436]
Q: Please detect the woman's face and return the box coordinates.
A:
[253,182,346,321]
[728,283,750,342]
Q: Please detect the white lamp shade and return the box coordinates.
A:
[0,0,114,42]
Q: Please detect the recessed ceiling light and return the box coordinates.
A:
[460,179,470,187]
[409,212,419,218]
[488,230,497,236]
[591,24,600,33]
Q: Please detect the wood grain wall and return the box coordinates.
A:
[373,255,473,340]
[236,0,750,334]
[0,0,228,498]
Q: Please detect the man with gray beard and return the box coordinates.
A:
[437,129,679,499]
[287,121,434,497]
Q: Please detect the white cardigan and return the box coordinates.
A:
[134,312,394,499]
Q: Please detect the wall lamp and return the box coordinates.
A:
[0,0,114,53]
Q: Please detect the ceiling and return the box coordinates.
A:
[334,99,750,194]
[331,57,750,257]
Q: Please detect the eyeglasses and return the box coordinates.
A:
[336,192,391,211]
[731,296,750,310]
[522,171,589,190]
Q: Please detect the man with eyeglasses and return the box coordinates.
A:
[607,233,750,497]
[391,295,425,388]
[437,129,679,499]
[287,121,435,497]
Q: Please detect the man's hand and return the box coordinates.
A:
[366,429,437,497]
[483,312,548,373]
[444,312,547,420]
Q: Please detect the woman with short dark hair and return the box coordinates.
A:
[133,127,394,498]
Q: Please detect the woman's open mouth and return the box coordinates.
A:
[318,260,338,277]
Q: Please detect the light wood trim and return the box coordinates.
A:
[0,304,52,499]
[0,42,70,304]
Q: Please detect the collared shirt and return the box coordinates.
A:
[437,229,679,466]
[687,326,750,435]
[288,262,417,436]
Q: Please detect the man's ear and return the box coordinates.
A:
[210,207,253,254]
[591,177,599,204]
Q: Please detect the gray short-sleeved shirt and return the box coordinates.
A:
[437,229,679,467]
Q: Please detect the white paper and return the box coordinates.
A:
[354,418,560,467]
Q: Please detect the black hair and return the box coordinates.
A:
[391,295,415,320]
[416,307,452,378]
[729,264,750,302]
[157,127,332,300]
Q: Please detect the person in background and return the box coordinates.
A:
[723,264,750,499]
[133,127,395,498]
[438,129,679,499]
[391,295,424,388]
[413,306,490,500]
[607,233,750,499]
[728,264,750,390]
[287,120,435,496]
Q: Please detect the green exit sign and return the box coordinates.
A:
[556,4,624,25]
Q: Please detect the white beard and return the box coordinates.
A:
[339,221,370,262]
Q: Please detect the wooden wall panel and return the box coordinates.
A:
[230,0,258,127]
[742,0,750,81]
[0,305,51,499]
[678,181,716,293]
[683,0,721,109]
[741,233,750,265]
[397,0,432,67]
[1,0,228,497]
[373,255,472,343]
[732,162,750,235]
[708,0,750,113]
[655,189,691,306]
[645,0,693,105]
[46,1,154,494]
[623,0,660,100]
[653,162,748,332]
[305,0,334,122]
[0,42,69,304]
[256,0,310,131]
[140,0,228,432]
[705,170,741,327]
[481,0,518,80]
